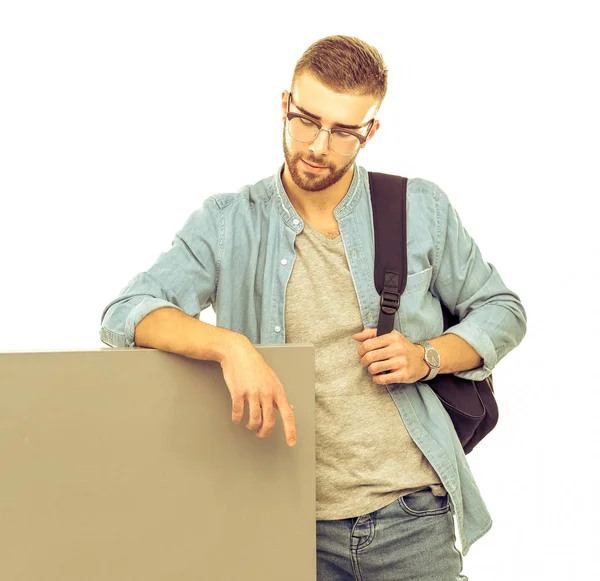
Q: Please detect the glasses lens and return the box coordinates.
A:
[288,117,319,142]
[288,116,363,156]
[330,131,361,156]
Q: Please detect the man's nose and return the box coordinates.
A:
[308,129,331,157]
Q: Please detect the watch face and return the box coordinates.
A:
[427,350,441,367]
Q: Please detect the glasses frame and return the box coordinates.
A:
[285,93,375,156]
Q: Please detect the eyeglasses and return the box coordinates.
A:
[285,93,374,156]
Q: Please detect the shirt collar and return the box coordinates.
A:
[271,162,364,231]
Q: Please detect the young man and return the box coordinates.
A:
[100,35,526,580]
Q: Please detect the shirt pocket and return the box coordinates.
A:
[395,266,438,338]
[403,266,433,295]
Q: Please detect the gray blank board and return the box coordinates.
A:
[0,344,316,581]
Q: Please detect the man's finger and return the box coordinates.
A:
[360,344,390,367]
[353,328,378,340]
[246,395,262,431]
[231,395,244,424]
[256,400,275,438]
[275,395,297,447]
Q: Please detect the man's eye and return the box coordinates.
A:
[299,118,316,127]
[335,131,356,141]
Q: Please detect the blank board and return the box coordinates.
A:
[0,344,316,581]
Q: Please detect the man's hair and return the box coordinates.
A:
[292,35,388,110]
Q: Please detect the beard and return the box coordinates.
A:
[282,126,358,192]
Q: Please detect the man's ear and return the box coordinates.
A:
[361,120,381,148]
[281,90,290,123]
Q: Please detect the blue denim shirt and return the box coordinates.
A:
[100,164,527,555]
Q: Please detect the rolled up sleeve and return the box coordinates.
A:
[431,186,527,380]
[99,197,222,348]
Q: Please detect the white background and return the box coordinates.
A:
[1,1,599,578]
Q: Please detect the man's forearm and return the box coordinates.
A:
[134,307,248,363]
[421,332,483,375]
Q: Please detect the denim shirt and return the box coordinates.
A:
[100,164,527,555]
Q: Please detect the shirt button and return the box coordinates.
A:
[292,219,300,225]
[274,326,281,333]
[352,251,357,259]
[280,259,288,265]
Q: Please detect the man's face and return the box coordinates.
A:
[282,73,380,193]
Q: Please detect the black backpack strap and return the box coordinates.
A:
[368,172,408,337]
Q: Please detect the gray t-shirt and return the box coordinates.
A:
[285,222,445,520]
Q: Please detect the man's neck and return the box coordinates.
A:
[281,164,354,224]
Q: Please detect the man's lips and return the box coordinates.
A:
[301,159,327,169]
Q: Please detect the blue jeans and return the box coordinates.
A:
[317,489,467,581]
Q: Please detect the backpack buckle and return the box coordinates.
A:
[380,290,400,315]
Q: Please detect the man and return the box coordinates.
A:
[101,35,526,580]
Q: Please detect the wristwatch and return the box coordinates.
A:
[415,341,441,381]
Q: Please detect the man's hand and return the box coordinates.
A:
[353,328,429,384]
[219,336,297,446]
